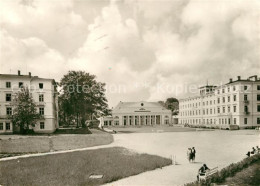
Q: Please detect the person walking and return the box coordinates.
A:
[191,147,196,162]
[187,148,192,162]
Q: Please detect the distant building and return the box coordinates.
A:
[179,75,260,129]
[101,101,172,126]
[0,71,58,133]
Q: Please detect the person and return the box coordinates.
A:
[191,147,196,162]
[187,148,192,162]
[197,164,209,181]
[246,151,251,157]
[256,146,260,153]
[251,147,256,155]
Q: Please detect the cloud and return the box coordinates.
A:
[1,0,259,107]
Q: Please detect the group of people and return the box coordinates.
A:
[187,147,196,163]
[246,146,260,157]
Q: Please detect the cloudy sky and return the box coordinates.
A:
[0,0,260,107]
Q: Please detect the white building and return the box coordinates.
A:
[101,101,172,126]
[179,75,260,129]
[0,71,59,133]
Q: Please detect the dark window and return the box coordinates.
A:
[244,118,247,125]
[233,86,236,91]
[223,97,225,103]
[40,122,45,129]
[6,82,11,88]
[228,96,230,102]
[6,94,12,102]
[234,106,237,112]
[0,123,3,130]
[244,85,248,90]
[258,105,260,112]
[234,118,237,124]
[234,95,237,101]
[223,107,225,113]
[244,95,248,101]
[19,82,23,88]
[39,94,44,102]
[257,118,260,124]
[222,89,225,93]
[39,83,43,89]
[258,85,260,90]
[39,108,44,115]
[218,98,220,104]
[6,123,10,130]
[244,106,248,112]
[6,107,12,115]
[257,95,260,101]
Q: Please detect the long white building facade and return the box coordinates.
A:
[0,71,59,134]
[101,101,172,126]
[179,75,260,129]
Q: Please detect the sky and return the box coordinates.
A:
[0,0,260,108]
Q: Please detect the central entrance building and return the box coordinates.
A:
[102,101,172,126]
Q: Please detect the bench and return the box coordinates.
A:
[198,167,218,181]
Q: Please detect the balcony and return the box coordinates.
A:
[244,111,250,115]
[244,100,249,104]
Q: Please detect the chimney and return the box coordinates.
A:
[237,76,241,81]
[29,72,31,77]
[18,70,21,76]
[229,78,232,83]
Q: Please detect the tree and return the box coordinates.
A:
[165,97,179,115]
[59,71,109,127]
[10,87,42,134]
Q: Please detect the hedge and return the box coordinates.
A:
[184,153,260,186]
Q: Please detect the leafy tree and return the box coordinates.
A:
[10,87,42,134]
[59,71,109,127]
[158,97,179,115]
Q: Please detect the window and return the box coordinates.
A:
[218,98,220,104]
[6,107,12,115]
[233,95,237,101]
[218,90,220,94]
[6,82,11,88]
[258,105,260,112]
[39,107,44,115]
[244,85,248,91]
[244,106,248,112]
[19,82,23,88]
[234,106,237,112]
[234,118,237,125]
[39,83,43,89]
[40,122,45,129]
[228,96,230,102]
[223,107,225,113]
[257,85,260,90]
[0,123,3,130]
[6,123,10,130]
[257,118,260,124]
[233,86,236,91]
[222,89,225,93]
[228,106,230,112]
[223,97,225,103]
[244,95,248,101]
[6,94,12,102]
[228,87,230,92]
[257,95,260,101]
[244,118,247,125]
[39,94,44,102]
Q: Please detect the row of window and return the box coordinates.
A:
[180,117,260,125]
[4,82,44,89]
[3,107,45,115]
[181,94,260,109]
[0,122,45,130]
[180,105,260,116]
[4,94,44,102]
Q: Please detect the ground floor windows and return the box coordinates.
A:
[0,122,12,131]
[6,123,10,130]
[234,118,237,125]
[244,118,247,125]
[257,118,260,124]
[40,122,45,129]
[0,123,3,130]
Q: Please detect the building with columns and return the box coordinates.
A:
[0,71,59,134]
[101,101,172,127]
[179,75,260,129]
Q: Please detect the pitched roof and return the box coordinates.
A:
[113,101,171,114]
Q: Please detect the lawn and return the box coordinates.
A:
[0,132,113,153]
[0,147,171,186]
[223,159,260,186]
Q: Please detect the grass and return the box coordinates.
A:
[0,147,171,186]
[223,159,260,186]
[54,127,92,134]
[0,133,113,153]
